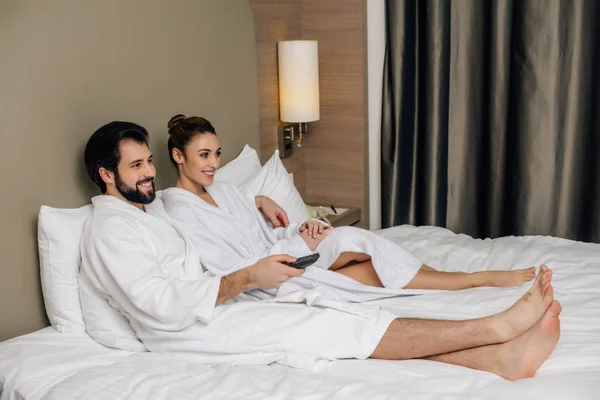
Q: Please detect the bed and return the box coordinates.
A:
[2,224,600,400]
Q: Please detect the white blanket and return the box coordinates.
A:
[3,225,599,400]
[80,195,396,370]
[160,184,425,302]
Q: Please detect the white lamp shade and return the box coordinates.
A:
[278,40,320,123]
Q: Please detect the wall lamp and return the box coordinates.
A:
[277,40,320,158]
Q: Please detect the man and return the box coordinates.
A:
[80,121,561,381]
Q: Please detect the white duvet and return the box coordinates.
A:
[1,225,599,399]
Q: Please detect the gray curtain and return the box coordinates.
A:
[382,0,600,243]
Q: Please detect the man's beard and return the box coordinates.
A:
[114,170,156,204]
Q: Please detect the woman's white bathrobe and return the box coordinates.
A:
[80,195,397,370]
[160,183,424,302]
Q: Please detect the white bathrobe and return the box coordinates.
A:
[160,183,424,302]
[80,195,397,370]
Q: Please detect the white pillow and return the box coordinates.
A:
[240,150,311,224]
[38,204,147,351]
[79,271,147,351]
[215,144,262,187]
[38,205,91,332]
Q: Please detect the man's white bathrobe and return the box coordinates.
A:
[80,195,397,369]
[160,183,424,302]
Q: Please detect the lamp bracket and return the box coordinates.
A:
[277,123,295,158]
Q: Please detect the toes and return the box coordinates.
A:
[543,284,554,300]
[542,277,551,288]
[549,300,562,314]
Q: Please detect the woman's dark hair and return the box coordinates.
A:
[167,114,216,168]
[84,121,149,193]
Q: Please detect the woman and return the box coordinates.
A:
[161,114,535,295]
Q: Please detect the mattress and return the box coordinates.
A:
[1,225,599,399]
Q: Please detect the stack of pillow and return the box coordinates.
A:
[215,145,311,224]
[37,146,310,351]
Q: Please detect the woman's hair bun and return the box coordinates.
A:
[168,114,187,131]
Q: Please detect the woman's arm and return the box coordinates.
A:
[255,195,290,228]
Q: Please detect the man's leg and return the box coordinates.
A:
[371,266,554,359]
[185,268,553,381]
[424,300,561,381]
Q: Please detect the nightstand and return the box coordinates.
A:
[328,207,361,227]
[308,206,361,227]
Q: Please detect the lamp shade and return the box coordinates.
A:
[278,40,320,123]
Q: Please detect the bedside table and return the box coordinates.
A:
[308,206,361,227]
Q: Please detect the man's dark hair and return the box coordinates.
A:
[84,121,149,193]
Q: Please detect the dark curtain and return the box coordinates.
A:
[382,0,600,243]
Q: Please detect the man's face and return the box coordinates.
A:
[112,140,156,204]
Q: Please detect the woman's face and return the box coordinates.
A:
[180,133,221,187]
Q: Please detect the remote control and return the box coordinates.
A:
[283,253,320,269]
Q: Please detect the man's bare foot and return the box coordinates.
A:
[494,300,561,381]
[492,265,554,341]
[475,267,536,288]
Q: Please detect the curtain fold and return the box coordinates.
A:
[381,0,449,228]
[382,0,600,242]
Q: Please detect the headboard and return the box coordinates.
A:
[0,0,259,341]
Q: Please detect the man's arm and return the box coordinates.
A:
[215,254,303,305]
[216,268,252,305]
[92,231,222,331]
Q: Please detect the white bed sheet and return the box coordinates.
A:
[1,225,600,399]
[0,327,131,400]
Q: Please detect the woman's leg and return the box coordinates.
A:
[333,263,467,289]
[329,252,371,271]
[404,267,537,290]
[333,262,536,290]
[333,260,383,287]
[326,244,536,289]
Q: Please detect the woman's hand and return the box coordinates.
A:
[299,219,332,238]
[300,228,330,251]
[256,196,290,228]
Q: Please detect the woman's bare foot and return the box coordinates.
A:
[494,300,562,381]
[475,267,536,288]
[492,265,554,341]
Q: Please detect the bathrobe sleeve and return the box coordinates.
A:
[91,219,222,331]
[271,218,330,240]
[168,203,313,276]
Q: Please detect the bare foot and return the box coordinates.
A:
[493,265,554,341]
[494,300,561,381]
[476,267,536,288]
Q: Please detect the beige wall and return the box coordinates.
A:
[251,0,306,196]
[0,0,259,341]
[250,0,369,226]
